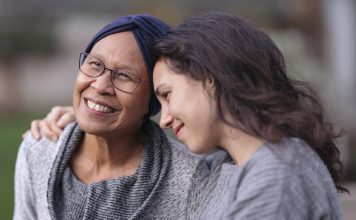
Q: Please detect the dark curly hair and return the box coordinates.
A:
[153,12,348,193]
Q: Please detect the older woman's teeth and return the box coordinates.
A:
[87,100,112,113]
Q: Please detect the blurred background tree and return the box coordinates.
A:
[0,19,56,112]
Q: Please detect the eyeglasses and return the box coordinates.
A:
[79,52,148,94]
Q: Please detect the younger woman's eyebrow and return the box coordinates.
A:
[155,84,170,96]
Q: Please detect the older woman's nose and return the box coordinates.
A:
[159,107,173,129]
[90,70,115,95]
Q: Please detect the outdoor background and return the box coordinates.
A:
[1,0,355,219]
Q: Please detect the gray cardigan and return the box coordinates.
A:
[13,122,205,220]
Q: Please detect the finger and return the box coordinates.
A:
[39,106,74,141]
[47,106,73,126]
[45,106,65,125]
[30,120,41,140]
[46,118,63,139]
[43,106,70,139]
[57,111,76,128]
[40,120,59,141]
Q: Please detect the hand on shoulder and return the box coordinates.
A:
[22,106,75,141]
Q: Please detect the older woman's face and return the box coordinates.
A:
[73,31,151,138]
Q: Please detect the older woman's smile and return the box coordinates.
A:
[84,98,119,114]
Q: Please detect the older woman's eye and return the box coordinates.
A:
[88,61,103,69]
[112,72,134,82]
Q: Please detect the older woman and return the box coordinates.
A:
[14,14,206,220]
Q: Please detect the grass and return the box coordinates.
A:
[0,113,43,220]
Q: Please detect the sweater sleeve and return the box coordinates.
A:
[13,136,38,220]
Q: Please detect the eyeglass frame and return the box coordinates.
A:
[78,52,149,94]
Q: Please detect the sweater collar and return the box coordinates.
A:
[47,120,171,220]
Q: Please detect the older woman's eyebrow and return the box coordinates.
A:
[88,52,142,74]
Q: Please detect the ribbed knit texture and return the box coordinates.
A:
[61,167,88,219]
[14,124,343,220]
[186,138,343,220]
[46,120,171,220]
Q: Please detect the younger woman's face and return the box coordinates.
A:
[153,60,221,154]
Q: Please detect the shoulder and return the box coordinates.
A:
[18,134,57,168]
[168,137,196,156]
[239,137,336,191]
[164,138,228,192]
[17,122,77,171]
[168,137,203,163]
[144,138,205,218]
[227,138,341,219]
[166,137,206,183]
[168,137,228,163]
[14,122,78,219]
[267,137,337,190]
[167,138,229,175]
[243,137,329,176]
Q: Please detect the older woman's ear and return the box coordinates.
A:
[204,77,216,96]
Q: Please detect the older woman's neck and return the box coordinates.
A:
[88,132,143,163]
[70,130,144,184]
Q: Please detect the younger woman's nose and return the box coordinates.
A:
[159,108,173,129]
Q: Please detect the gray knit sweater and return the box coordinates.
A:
[14,122,343,219]
[186,138,343,220]
[13,121,204,220]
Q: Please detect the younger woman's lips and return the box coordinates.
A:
[174,124,184,136]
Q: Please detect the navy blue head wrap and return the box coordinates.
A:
[84,14,170,117]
